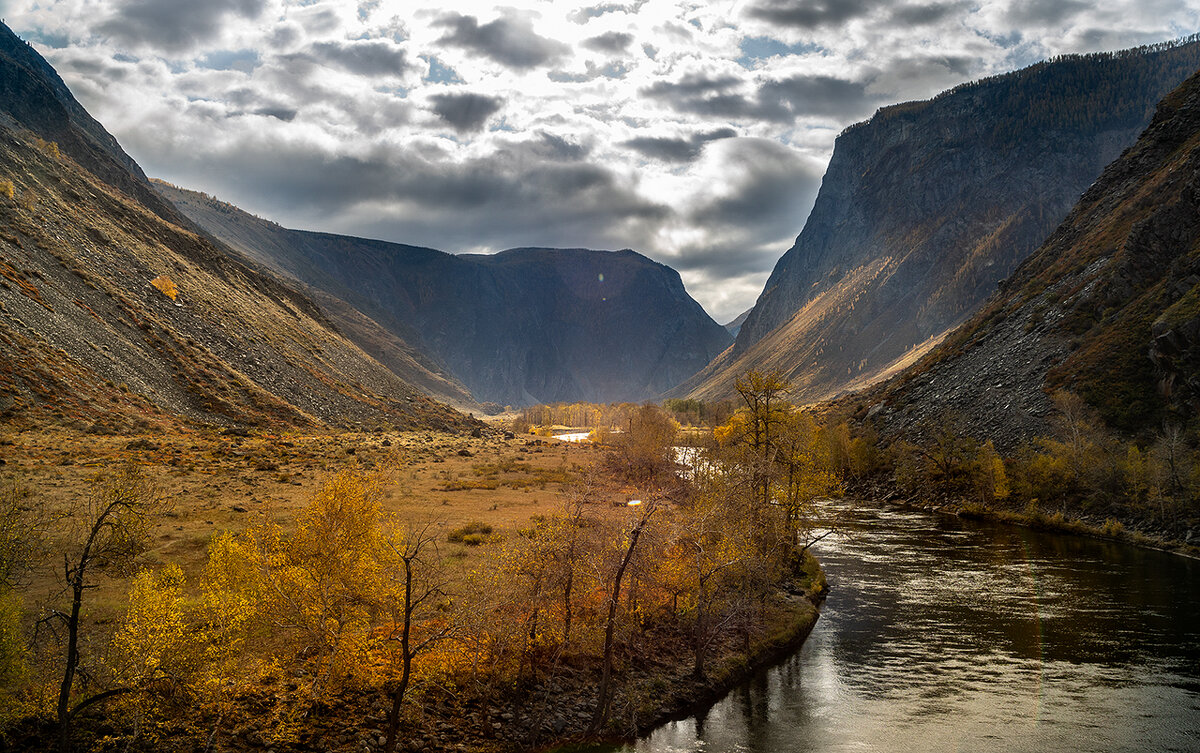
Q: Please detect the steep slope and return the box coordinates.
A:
[0,24,468,432]
[156,183,732,407]
[678,39,1200,404]
[0,24,182,225]
[0,127,466,431]
[871,67,1200,447]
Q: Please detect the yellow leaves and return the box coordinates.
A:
[0,180,12,200]
[113,564,191,682]
[150,275,179,301]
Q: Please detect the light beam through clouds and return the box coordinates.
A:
[3,0,1199,321]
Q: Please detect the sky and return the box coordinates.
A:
[2,1,1199,322]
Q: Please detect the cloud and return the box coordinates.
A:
[890,1,969,25]
[97,0,267,53]
[1004,0,1091,25]
[622,128,736,163]
[306,40,410,77]
[582,31,635,53]
[434,11,570,69]
[744,0,887,29]
[429,92,503,132]
[643,72,880,122]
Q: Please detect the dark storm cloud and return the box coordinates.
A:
[525,132,592,162]
[745,0,888,30]
[429,92,504,133]
[307,40,410,77]
[643,72,879,122]
[434,12,570,69]
[583,31,635,53]
[150,137,671,255]
[623,128,737,163]
[759,75,878,118]
[98,0,267,52]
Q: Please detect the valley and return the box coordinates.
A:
[0,4,1198,753]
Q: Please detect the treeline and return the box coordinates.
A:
[877,392,1200,541]
[0,396,842,751]
[516,399,738,433]
[849,35,1200,146]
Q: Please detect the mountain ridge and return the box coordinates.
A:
[865,65,1200,447]
[156,181,733,407]
[676,39,1200,406]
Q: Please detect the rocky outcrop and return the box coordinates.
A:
[872,67,1200,444]
[677,40,1200,405]
[157,183,732,407]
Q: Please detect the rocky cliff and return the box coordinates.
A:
[870,66,1200,446]
[677,40,1200,405]
[155,183,732,406]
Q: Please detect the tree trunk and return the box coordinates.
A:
[589,511,652,734]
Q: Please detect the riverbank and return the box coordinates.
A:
[131,554,828,753]
[849,476,1200,560]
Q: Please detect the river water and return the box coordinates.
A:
[605,500,1200,753]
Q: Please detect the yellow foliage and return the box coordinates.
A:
[113,564,192,682]
[0,180,12,200]
[150,275,179,300]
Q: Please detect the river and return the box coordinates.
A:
[601,500,1200,753]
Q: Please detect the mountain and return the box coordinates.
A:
[0,25,469,432]
[868,66,1200,447]
[155,183,733,407]
[0,23,182,225]
[722,309,752,338]
[675,39,1200,405]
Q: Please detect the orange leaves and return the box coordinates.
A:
[150,275,179,301]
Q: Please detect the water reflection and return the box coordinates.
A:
[603,500,1200,753]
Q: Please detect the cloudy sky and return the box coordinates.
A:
[3,1,1199,321]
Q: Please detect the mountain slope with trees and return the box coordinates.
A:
[676,38,1200,405]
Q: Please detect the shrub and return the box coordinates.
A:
[150,275,179,301]
[0,180,12,200]
[447,520,493,544]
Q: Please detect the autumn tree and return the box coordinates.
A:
[589,498,659,733]
[607,404,679,483]
[719,371,792,508]
[772,412,842,551]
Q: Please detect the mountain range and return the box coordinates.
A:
[153,181,731,408]
[674,40,1200,407]
[870,65,1200,447]
[2,17,1198,445]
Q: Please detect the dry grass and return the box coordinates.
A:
[0,425,624,629]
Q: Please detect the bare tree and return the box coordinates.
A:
[382,521,455,753]
[589,498,658,734]
[38,466,158,752]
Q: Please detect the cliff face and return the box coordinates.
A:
[677,41,1200,404]
[157,183,732,406]
[872,67,1200,447]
